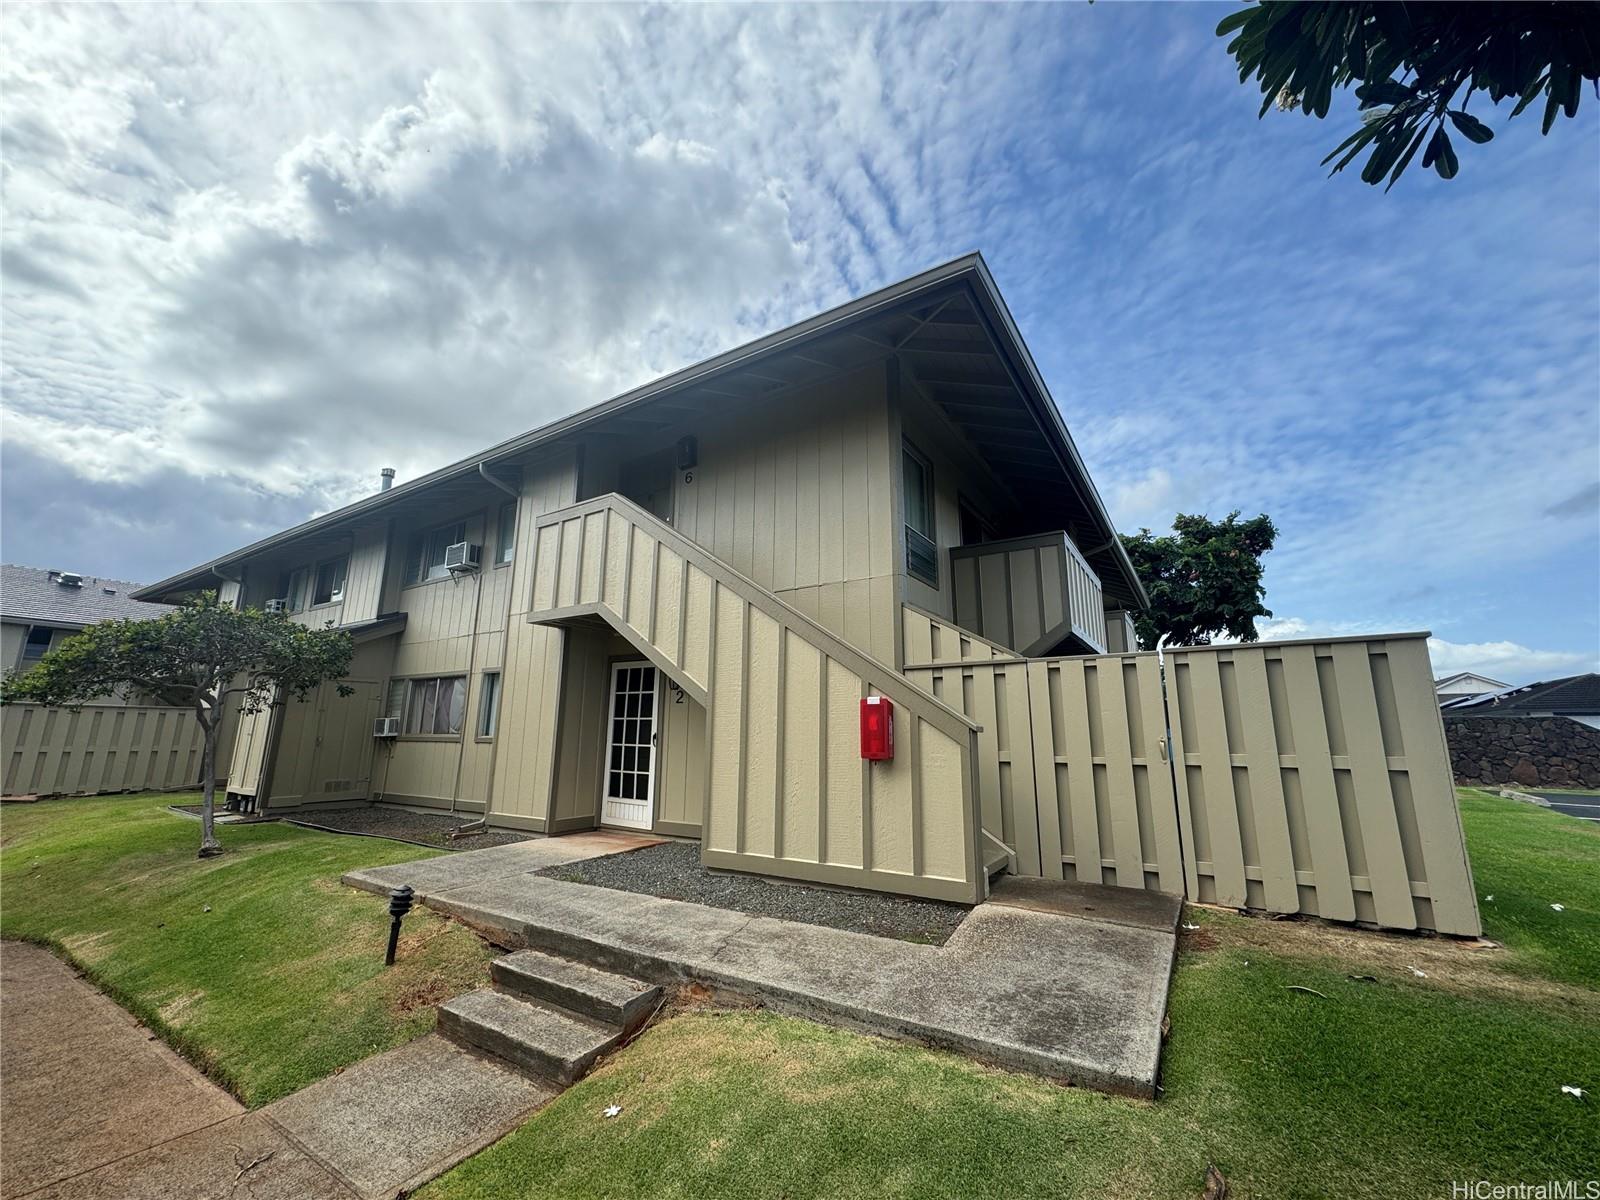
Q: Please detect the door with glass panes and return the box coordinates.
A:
[601,662,659,829]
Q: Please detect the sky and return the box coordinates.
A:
[3,3,1597,684]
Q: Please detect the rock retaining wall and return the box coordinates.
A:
[1444,715,1600,789]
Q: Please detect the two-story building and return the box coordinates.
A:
[135,254,1147,904]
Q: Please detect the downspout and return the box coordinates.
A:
[457,460,522,822]
[1156,632,1191,900]
[448,541,487,817]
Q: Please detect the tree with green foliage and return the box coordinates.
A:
[1119,512,1278,650]
[1217,2,1600,188]
[2,593,353,857]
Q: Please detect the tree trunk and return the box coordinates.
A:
[197,714,222,858]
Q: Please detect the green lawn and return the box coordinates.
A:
[419,790,1600,1200]
[0,793,493,1105]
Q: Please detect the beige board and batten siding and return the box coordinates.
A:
[901,604,1022,665]
[528,492,985,903]
[949,532,1107,655]
[905,633,1480,936]
[483,453,583,829]
[667,364,901,668]
[3,703,207,796]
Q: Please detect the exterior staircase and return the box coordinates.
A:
[438,949,662,1086]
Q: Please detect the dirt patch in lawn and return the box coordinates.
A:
[281,806,536,850]
[1188,907,1594,1011]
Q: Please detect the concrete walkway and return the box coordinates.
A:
[345,843,1181,1096]
[0,944,549,1199]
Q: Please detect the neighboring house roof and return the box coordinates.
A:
[1434,671,1509,693]
[132,252,1150,609]
[1,564,172,629]
[1443,673,1600,717]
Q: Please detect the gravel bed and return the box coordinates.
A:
[538,840,969,944]
[281,806,536,850]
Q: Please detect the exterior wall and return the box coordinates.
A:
[891,370,1022,626]
[528,492,984,902]
[907,633,1481,936]
[3,702,208,796]
[1105,609,1139,654]
[664,363,901,667]
[264,638,391,810]
[2,622,24,670]
[485,452,583,827]
[1445,714,1600,789]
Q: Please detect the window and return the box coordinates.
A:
[404,521,467,585]
[902,441,938,587]
[19,625,53,668]
[283,567,310,612]
[959,498,997,546]
[496,503,516,566]
[478,671,501,738]
[399,676,468,736]
[312,556,348,606]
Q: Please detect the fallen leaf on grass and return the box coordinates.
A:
[1408,966,1428,978]
[1551,903,1565,912]
[1285,985,1328,998]
[603,1104,623,1118]
[1182,923,1200,931]
[1560,1085,1585,1099]
[1346,974,1377,984]
[1203,1163,1230,1200]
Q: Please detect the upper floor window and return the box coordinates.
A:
[902,441,938,588]
[282,567,309,612]
[404,521,467,585]
[312,556,348,606]
[496,502,516,566]
[959,497,997,546]
[19,625,53,669]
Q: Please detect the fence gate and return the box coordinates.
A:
[906,632,1480,937]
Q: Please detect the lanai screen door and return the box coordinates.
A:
[602,662,659,829]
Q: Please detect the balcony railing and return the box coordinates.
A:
[948,531,1107,656]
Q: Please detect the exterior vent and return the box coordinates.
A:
[322,778,354,793]
[373,717,400,739]
[56,572,84,588]
[444,542,482,573]
[264,598,290,614]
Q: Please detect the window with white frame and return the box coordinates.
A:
[902,440,938,587]
[312,556,348,606]
[403,521,467,585]
[496,503,516,566]
[398,676,468,736]
[478,671,501,737]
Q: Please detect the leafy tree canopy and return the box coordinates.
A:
[3,592,353,856]
[1120,512,1278,650]
[1217,2,1600,188]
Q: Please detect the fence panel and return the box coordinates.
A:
[903,633,1480,935]
[2,703,207,797]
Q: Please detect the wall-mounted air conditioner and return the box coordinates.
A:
[373,717,400,739]
[264,598,290,614]
[444,542,482,573]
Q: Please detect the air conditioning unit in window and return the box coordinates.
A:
[373,717,400,739]
[264,598,290,614]
[444,542,482,574]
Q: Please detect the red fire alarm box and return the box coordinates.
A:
[860,695,894,761]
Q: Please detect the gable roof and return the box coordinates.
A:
[1443,673,1600,716]
[1,564,173,628]
[1434,671,1509,691]
[133,253,1148,608]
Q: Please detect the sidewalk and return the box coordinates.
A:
[0,943,548,1199]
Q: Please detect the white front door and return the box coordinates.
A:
[601,661,659,830]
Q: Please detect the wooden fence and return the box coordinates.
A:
[2,703,208,797]
[905,633,1480,936]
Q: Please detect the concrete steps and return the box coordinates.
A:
[492,950,661,1036]
[439,952,662,1087]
